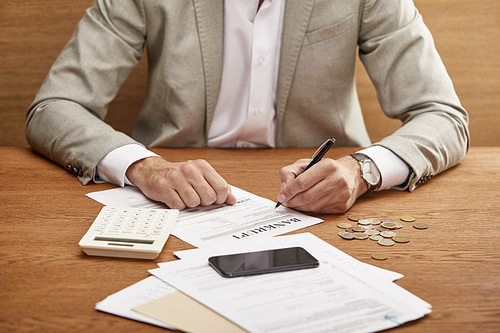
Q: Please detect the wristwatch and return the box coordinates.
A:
[350,153,382,193]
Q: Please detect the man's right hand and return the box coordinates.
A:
[125,156,237,210]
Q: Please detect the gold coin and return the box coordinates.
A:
[369,218,381,225]
[352,226,365,233]
[372,253,388,260]
[400,215,416,222]
[354,233,369,240]
[337,222,353,229]
[381,218,394,223]
[348,214,366,222]
[392,235,410,243]
[381,221,398,230]
[376,226,389,232]
[413,223,428,230]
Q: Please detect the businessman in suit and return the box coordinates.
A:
[26,0,469,213]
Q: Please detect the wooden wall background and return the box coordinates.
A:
[1,0,498,147]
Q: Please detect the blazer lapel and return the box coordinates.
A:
[275,0,314,145]
[192,0,224,136]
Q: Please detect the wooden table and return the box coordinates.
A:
[1,147,499,332]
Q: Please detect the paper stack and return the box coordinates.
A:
[96,232,431,332]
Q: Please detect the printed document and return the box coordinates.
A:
[149,233,431,333]
[86,185,323,247]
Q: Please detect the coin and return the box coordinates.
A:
[348,214,366,222]
[381,222,398,230]
[413,223,428,230]
[400,215,416,222]
[369,218,381,225]
[354,233,369,240]
[395,222,404,229]
[376,226,389,232]
[378,238,395,246]
[371,253,388,260]
[357,219,372,226]
[393,235,410,243]
[370,235,383,241]
[364,229,380,236]
[359,225,375,230]
[380,231,397,238]
[345,227,354,233]
[381,218,394,223]
[337,222,353,229]
[352,226,365,232]
[338,231,355,240]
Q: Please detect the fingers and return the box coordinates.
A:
[127,157,234,211]
[278,158,310,191]
[277,157,361,214]
[163,159,235,210]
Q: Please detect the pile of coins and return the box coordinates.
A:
[337,214,428,260]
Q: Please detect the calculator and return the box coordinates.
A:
[79,206,179,259]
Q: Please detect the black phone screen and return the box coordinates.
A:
[208,247,319,278]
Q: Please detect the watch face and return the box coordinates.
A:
[361,161,381,186]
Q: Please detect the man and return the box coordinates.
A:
[26,0,469,213]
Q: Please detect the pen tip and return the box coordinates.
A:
[275,202,282,209]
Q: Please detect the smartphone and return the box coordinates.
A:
[208,247,319,278]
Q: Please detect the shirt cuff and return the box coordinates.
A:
[358,146,410,191]
[96,144,159,187]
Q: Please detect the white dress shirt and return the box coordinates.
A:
[208,0,285,148]
[97,0,410,189]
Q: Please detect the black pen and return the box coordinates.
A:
[275,138,336,208]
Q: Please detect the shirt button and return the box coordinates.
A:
[253,109,261,117]
[257,57,265,65]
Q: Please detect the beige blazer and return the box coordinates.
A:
[26,0,469,190]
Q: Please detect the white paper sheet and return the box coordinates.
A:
[150,233,431,333]
[95,275,177,329]
[86,185,323,247]
[173,232,404,283]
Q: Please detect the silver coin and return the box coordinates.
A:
[359,224,375,230]
[378,238,395,246]
[380,231,397,238]
[357,219,372,226]
[364,229,380,236]
[395,222,404,229]
[370,235,383,241]
[338,231,355,240]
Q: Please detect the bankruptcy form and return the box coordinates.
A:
[86,185,323,247]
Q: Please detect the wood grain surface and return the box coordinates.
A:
[0,147,499,332]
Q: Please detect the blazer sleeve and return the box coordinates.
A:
[358,0,470,191]
[25,0,147,185]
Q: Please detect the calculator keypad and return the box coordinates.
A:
[94,207,177,239]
